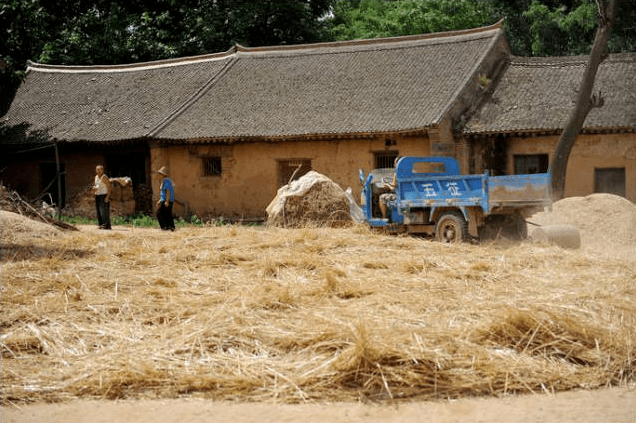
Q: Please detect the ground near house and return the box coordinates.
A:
[1,194,635,422]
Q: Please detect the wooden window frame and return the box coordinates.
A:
[513,154,549,175]
[202,157,222,176]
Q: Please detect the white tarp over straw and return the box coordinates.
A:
[266,171,364,227]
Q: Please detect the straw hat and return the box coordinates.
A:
[156,166,169,176]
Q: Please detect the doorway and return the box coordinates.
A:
[40,162,66,207]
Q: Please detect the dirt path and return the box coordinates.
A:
[4,386,635,423]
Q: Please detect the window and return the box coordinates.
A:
[412,161,446,174]
[278,159,311,187]
[375,151,399,169]
[595,168,625,197]
[203,157,222,176]
[514,154,548,174]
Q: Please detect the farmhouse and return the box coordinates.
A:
[463,53,636,202]
[1,20,634,220]
[0,21,508,219]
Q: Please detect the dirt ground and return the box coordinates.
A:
[4,385,635,423]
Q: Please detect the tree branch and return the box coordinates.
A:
[549,0,616,200]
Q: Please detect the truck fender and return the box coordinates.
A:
[465,207,484,238]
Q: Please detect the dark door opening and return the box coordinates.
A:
[40,162,66,207]
[484,135,507,176]
[106,152,151,214]
[106,152,148,185]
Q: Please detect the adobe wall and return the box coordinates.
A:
[2,149,105,202]
[506,132,636,202]
[150,134,431,220]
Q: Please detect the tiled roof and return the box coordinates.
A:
[463,53,636,135]
[2,22,504,144]
[2,53,234,143]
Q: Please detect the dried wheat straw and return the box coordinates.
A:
[1,211,634,404]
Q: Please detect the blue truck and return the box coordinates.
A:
[359,156,552,242]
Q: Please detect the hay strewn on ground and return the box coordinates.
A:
[1,200,635,405]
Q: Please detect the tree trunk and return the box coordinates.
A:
[549,0,616,200]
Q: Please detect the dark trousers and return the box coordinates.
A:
[95,195,111,229]
[156,201,175,230]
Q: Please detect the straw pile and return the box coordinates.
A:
[2,209,634,405]
[266,171,363,227]
[1,210,61,241]
[0,188,77,231]
[529,193,636,260]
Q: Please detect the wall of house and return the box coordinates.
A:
[505,132,636,202]
[150,134,431,220]
[2,149,105,204]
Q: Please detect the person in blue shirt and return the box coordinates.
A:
[155,166,176,231]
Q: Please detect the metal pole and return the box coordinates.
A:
[54,141,62,216]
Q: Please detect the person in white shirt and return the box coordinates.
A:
[94,165,112,229]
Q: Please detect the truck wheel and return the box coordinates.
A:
[435,211,468,243]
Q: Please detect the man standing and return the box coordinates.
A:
[156,166,175,231]
[94,165,112,229]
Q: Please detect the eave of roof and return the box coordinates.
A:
[463,53,636,136]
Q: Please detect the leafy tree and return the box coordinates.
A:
[327,0,635,56]
[0,0,334,115]
[523,0,598,56]
[2,0,634,116]
[1,0,51,115]
[329,0,496,40]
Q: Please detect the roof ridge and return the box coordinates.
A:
[509,52,636,67]
[146,56,239,138]
[236,19,505,53]
[26,46,237,74]
[432,24,507,126]
[24,20,504,73]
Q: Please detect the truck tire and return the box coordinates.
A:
[435,211,468,243]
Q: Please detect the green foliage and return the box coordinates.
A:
[60,214,160,227]
[523,0,597,56]
[117,214,159,228]
[329,0,496,40]
[328,0,635,57]
[59,213,221,227]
